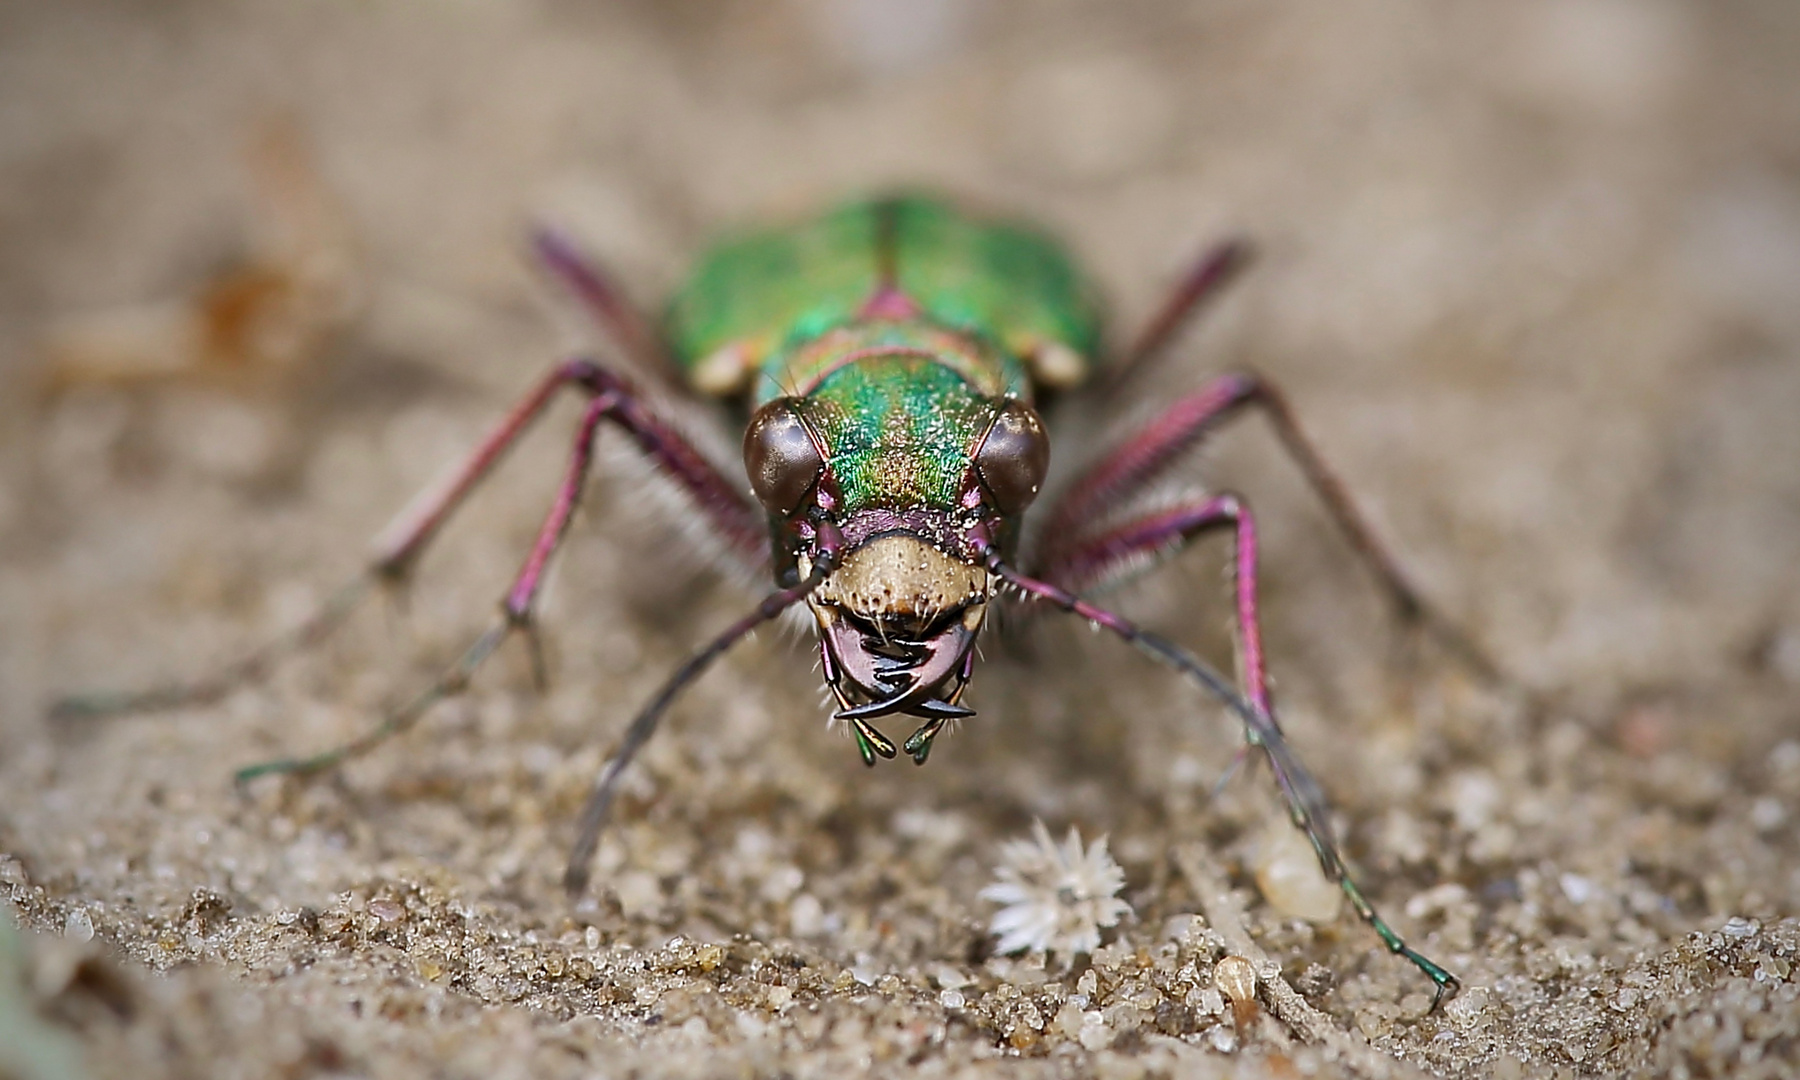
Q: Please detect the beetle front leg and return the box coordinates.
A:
[1017,493,1462,1005]
[1041,492,1273,711]
[1041,372,1504,685]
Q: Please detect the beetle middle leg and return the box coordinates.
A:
[236,360,767,780]
[51,357,612,721]
[58,357,765,750]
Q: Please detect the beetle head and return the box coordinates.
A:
[743,389,1049,765]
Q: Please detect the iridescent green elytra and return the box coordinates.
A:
[668,196,1098,515]
[668,196,1100,399]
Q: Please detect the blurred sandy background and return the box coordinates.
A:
[2,2,1798,1077]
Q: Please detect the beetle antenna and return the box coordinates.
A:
[564,544,841,897]
[977,543,1460,1009]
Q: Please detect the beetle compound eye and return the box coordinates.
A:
[744,398,825,515]
[973,398,1049,515]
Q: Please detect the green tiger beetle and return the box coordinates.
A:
[57,195,1503,1007]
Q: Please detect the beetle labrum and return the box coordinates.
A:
[58,196,1500,1006]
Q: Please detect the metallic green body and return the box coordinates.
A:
[665,197,1101,516]
[667,196,1101,392]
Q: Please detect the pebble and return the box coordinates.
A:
[1253,819,1342,923]
[64,908,95,943]
[1749,797,1785,833]
[788,894,825,937]
[1559,873,1598,905]
[1214,956,1257,1006]
[1444,986,1491,1028]
[1055,1001,1084,1037]
[1077,1011,1113,1051]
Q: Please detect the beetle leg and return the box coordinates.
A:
[564,538,844,897]
[980,540,1461,1009]
[1101,238,1252,395]
[533,229,681,391]
[1039,491,1293,795]
[1038,491,1277,796]
[1040,372,1505,686]
[1043,492,1274,711]
[236,389,622,779]
[375,358,765,583]
[51,357,601,720]
[237,368,772,781]
[51,359,768,723]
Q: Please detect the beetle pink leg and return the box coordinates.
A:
[52,358,600,720]
[1039,491,1273,793]
[1044,492,1272,712]
[980,533,1463,1008]
[1041,372,1501,684]
[534,229,677,387]
[53,359,766,723]
[372,359,610,576]
[375,359,763,579]
[565,521,847,896]
[237,368,771,779]
[1103,238,1252,394]
[499,370,772,620]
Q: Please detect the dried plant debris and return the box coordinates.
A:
[981,820,1131,960]
[1212,954,1259,1035]
[38,114,361,401]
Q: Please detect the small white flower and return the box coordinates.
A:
[980,819,1131,957]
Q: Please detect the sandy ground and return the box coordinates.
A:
[3,2,1799,1077]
